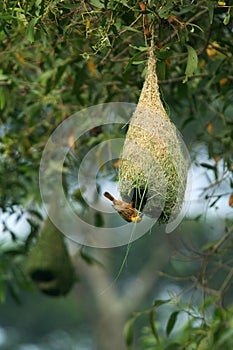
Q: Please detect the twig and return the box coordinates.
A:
[208,225,233,254]
[159,73,209,84]
[191,276,219,296]
[162,8,209,45]
[219,267,233,297]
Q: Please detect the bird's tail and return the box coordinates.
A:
[104,191,115,202]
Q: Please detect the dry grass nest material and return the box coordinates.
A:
[119,45,189,223]
[27,216,75,296]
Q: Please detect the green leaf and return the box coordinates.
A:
[156,46,171,60]
[124,51,145,72]
[80,248,102,266]
[164,343,182,350]
[166,311,179,336]
[158,1,174,19]
[61,3,79,9]
[90,0,104,8]
[149,310,160,342]
[200,162,216,170]
[26,17,39,43]
[129,45,148,52]
[223,9,231,25]
[153,299,171,308]
[157,61,166,80]
[0,72,9,81]
[131,60,146,65]
[183,45,198,83]
[27,209,44,221]
[207,0,215,24]
[0,278,6,303]
[0,14,19,20]
[94,212,105,227]
[122,26,140,33]
[0,87,5,110]
[54,64,67,85]
[124,317,136,349]
[209,196,220,208]
[7,283,21,304]
[110,24,119,36]
[216,328,233,346]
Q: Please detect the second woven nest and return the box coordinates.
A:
[119,45,189,223]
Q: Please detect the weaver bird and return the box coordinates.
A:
[104,191,143,223]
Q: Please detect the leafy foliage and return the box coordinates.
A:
[124,222,233,349]
[139,301,233,350]
[0,0,233,347]
[0,0,232,210]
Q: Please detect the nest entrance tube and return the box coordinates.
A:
[119,44,189,223]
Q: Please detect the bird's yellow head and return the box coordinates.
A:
[130,214,142,223]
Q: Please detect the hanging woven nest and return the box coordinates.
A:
[27,216,76,296]
[119,43,189,223]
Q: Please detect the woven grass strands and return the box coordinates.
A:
[119,42,189,224]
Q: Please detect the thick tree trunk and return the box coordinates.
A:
[73,237,170,350]
[77,258,127,350]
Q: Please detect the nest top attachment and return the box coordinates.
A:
[138,45,169,122]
